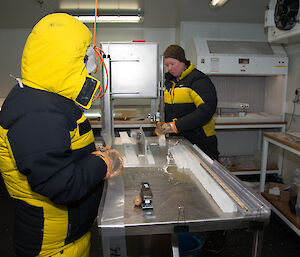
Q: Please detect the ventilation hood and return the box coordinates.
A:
[185,38,288,75]
[265,0,300,44]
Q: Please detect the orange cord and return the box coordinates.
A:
[91,46,109,100]
[93,0,98,46]
[90,0,109,102]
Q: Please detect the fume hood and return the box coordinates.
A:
[186,38,288,75]
[186,37,288,174]
[266,0,300,44]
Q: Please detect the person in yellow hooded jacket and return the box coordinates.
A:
[0,13,124,257]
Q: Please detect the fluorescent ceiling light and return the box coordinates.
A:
[75,15,143,23]
[211,0,229,7]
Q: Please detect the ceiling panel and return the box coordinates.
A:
[0,0,269,29]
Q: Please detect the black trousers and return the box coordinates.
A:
[193,135,220,161]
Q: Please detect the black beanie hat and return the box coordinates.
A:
[163,44,187,63]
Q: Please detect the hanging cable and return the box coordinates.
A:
[90,0,109,101]
[286,101,296,131]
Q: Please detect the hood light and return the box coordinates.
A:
[211,0,229,7]
[75,15,143,23]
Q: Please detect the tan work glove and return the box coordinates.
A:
[155,121,178,136]
[96,144,111,152]
[154,121,164,136]
[92,148,124,179]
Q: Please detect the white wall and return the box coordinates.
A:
[179,22,267,48]
[284,43,300,116]
[0,29,31,98]
[281,44,300,184]
[90,26,176,56]
[282,113,300,185]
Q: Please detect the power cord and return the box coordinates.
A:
[286,88,300,131]
[292,88,300,104]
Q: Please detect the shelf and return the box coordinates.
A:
[262,192,300,235]
[219,154,279,175]
[260,133,300,235]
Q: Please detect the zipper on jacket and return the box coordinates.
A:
[67,223,71,238]
[171,82,176,104]
[170,81,177,119]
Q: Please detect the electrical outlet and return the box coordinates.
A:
[292,88,300,104]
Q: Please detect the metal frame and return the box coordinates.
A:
[259,133,300,236]
[100,56,114,146]
[216,122,286,175]
[97,137,271,257]
[260,134,300,192]
[269,203,300,236]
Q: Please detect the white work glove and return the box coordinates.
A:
[155,121,178,136]
[92,147,124,179]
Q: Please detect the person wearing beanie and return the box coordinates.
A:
[155,45,225,255]
[155,44,219,160]
[155,45,226,255]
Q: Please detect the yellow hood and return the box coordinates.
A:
[21,13,99,109]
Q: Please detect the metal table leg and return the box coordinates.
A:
[172,234,180,257]
[260,138,269,192]
[251,227,264,257]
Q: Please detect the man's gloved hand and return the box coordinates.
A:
[155,121,178,136]
[92,148,124,179]
[105,149,124,178]
[154,121,165,136]
[156,121,165,127]
[95,144,110,152]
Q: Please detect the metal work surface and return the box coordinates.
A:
[104,166,238,235]
[98,137,270,236]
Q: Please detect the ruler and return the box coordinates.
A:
[189,150,249,213]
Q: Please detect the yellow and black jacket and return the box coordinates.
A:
[164,62,219,159]
[0,14,107,257]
